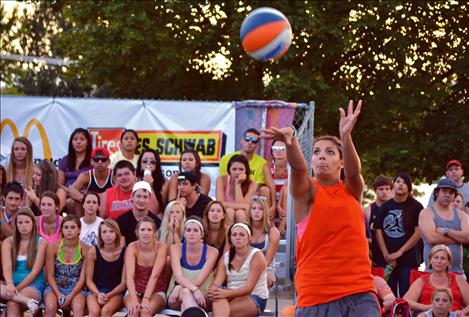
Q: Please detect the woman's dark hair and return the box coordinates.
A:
[67,128,92,171]
[0,165,7,196]
[35,159,59,198]
[227,154,252,195]
[179,149,202,179]
[61,214,81,234]
[227,223,252,271]
[136,148,165,210]
[40,191,60,211]
[81,191,101,206]
[120,129,138,142]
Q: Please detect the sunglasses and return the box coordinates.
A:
[272,146,286,151]
[244,136,259,144]
[142,159,157,165]
[92,157,108,163]
[252,195,268,202]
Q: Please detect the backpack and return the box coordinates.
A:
[390,298,411,317]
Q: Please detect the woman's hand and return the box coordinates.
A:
[193,288,206,308]
[262,127,294,146]
[143,174,154,185]
[168,285,182,306]
[208,286,227,301]
[140,297,151,313]
[24,187,37,203]
[5,283,17,298]
[339,99,361,137]
[235,172,246,184]
[127,296,140,317]
[97,292,108,305]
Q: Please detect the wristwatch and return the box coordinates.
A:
[443,227,449,236]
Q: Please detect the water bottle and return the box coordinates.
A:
[144,167,151,176]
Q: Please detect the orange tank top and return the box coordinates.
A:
[105,186,133,219]
[295,179,374,307]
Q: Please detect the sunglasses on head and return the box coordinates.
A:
[142,159,157,165]
[244,136,259,144]
[272,145,286,151]
[92,157,108,163]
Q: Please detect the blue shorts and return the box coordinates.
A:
[44,285,88,297]
[250,294,267,315]
[27,283,45,303]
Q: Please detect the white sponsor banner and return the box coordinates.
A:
[1,96,236,196]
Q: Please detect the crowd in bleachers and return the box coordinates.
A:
[1,116,469,317]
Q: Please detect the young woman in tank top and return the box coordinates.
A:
[43,215,90,317]
[202,201,230,263]
[0,208,47,315]
[86,219,126,317]
[36,191,62,244]
[124,216,168,317]
[248,196,280,287]
[209,223,269,317]
[159,200,186,246]
[167,217,219,317]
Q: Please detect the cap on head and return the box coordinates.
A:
[445,159,462,171]
[436,178,458,192]
[91,147,110,159]
[132,181,152,194]
[177,171,200,185]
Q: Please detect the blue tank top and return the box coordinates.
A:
[94,246,125,290]
[12,237,46,288]
[423,207,463,273]
[181,242,207,270]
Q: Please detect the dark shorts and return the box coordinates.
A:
[295,292,380,317]
[251,294,267,315]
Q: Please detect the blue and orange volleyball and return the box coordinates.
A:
[240,7,292,62]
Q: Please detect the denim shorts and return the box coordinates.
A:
[295,291,380,317]
[250,294,267,315]
[27,283,45,303]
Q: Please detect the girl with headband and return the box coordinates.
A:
[167,216,218,317]
[208,223,269,317]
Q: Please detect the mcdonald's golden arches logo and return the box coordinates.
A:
[0,118,52,159]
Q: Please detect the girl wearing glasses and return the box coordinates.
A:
[109,129,139,169]
[216,155,256,225]
[136,148,168,215]
[25,159,67,216]
[168,149,212,200]
[248,196,280,287]
[263,100,379,316]
[208,223,269,317]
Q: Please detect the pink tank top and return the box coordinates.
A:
[224,176,235,203]
[39,215,62,243]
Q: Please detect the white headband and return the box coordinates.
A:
[184,219,204,233]
[232,223,251,236]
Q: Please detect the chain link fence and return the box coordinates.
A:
[233,100,315,289]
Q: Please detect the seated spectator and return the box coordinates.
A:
[269,139,288,231]
[110,129,139,169]
[86,219,126,317]
[417,288,461,317]
[219,128,276,216]
[159,200,186,246]
[453,192,464,210]
[404,244,469,314]
[116,181,162,245]
[80,192,104,247]
[6,136,34,190]
[167,217,218,317]
[208,223,269,317]
[1,181,24,240]
[168,149,211,200]
[36,191,63,244]
[428,160,469,208]
[216,155,256,225]
[177,171,213,219]
[0,165,6,206]
[25,159,66,215]
[376,172,423,297]
[100,160,136,219]
[44,215,91,317]
[248,196,280,287]
[58,128,92,188]
[419,179,469,274]
[277,183,288,237]
[202,201,229,262]
[124,217,168,317]
[0,208,47,315]
[136,148,168,214]
[68,147,114,214]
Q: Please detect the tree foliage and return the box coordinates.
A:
[2,0,467,184]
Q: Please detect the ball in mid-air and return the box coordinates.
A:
[240,7,292,62]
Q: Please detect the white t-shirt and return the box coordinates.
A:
[109,151,139,169]
[79,217,103,247]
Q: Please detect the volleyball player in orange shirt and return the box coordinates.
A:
[263,100,379,317]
